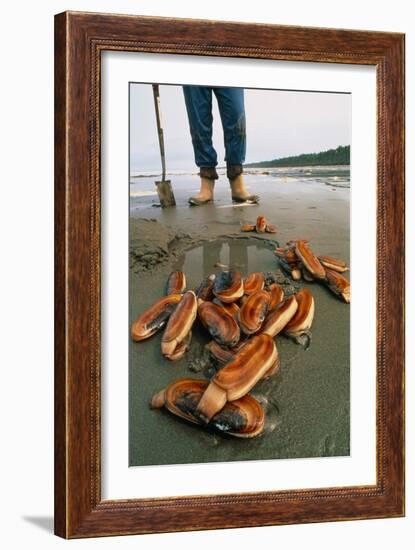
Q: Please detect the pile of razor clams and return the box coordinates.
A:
[131,220,350,440]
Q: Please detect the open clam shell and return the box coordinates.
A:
[151,379,265,438]
[165,271,186,295]
[198,301,240,347]
[131,294,182,341]
[213,270,244,303]
[238,290,270,335]
[161,291,198,360]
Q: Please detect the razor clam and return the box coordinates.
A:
[213,270,244,303]
[195,273,216,303]
[212,297,240,320]
[318,255,349,273]
[131,294,182,342]
[260,295,298,338]
[265,223,277,233]
[238,290,270,335]
[267,283,285,311]
[205,341,236,365]
[255,215,267,233]
[294,240,326,280]
[243,272,265,295]
[284,288,315,348]
[198,301,240,347]
[166,271,186,295]
[240,223,256,232]
[151,378,265,438]
[161,291,198,360]
[325,268,350,303]
[196,334,278,423]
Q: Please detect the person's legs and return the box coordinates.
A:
[183,86,218,205]
[214,87,246,169]
[214,87,259,203]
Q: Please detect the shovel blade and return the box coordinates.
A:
[155,180,176,208]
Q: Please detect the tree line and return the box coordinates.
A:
[245,145,350,168]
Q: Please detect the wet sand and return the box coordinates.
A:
[129,171,350,467]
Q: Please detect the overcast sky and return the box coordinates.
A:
[130,83,351,174]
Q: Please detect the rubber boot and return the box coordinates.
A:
[188,177,215,206]
[229,174,259,204]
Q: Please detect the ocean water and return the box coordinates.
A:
[129,165,350,210]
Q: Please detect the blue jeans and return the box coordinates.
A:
[183,86,246,179]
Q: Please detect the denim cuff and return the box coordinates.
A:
[226,164,243,180]
[199,166,219,180]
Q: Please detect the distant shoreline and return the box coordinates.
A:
[244,161,350,168]
[245,145,350,169]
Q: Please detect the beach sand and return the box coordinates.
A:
[129,169,350,467]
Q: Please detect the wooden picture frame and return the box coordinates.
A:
[54,11,405,538]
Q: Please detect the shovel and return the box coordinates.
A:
[152,84,176,207]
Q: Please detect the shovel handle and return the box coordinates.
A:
[152,84,166,181]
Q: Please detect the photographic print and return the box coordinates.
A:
[55,13,405,537]
[129,83,351,467]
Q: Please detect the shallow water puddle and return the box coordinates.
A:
[174,237,278,288]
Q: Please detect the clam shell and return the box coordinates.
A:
[212,298,240,320]
[131,294,182,341]
[260,295,298,337]
[151,379,265,438]
[196,273,216,302]
[325,268,350,303]
[284,288,315,336]
[256,216,267,233]
[167,331,192,361]
[162,291,198,360]
[238,290,270,335]
[265,223,277,233]
[240,223,256,232]
[198,301,240,347]
[294,240,326,280]
[243,272,265,295]
[213,270,244,303]
[285,248,299,265]
[291,267,302,281]
[274,247,286,257]
[318,255,349,273]
[205,341,236,365]
[277,257,293,275]
[196,334,277,422]
[268,283,284,310]
[214,334,278,399]
[166,271,186,295]
[301,265,315,282]
[263,355,280,379]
